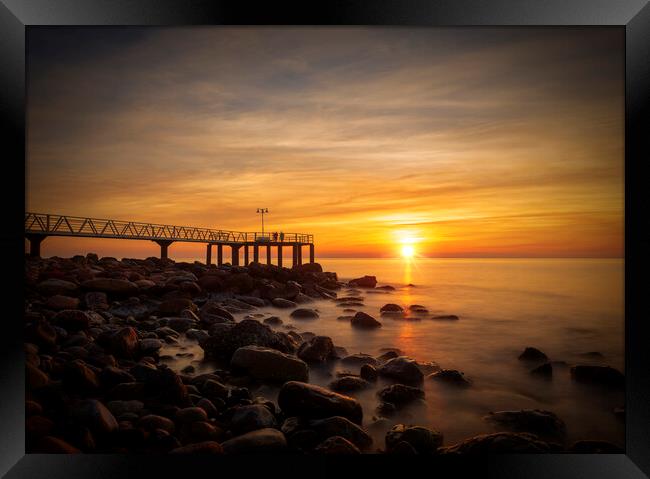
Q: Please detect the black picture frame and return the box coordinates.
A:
[2,1,649,478]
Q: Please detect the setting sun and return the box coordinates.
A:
[401,244,415,258]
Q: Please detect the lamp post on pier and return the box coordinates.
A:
[256,208,269,235]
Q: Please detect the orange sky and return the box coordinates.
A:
[26,27,624,259]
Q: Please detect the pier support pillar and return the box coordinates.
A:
[231,245,241,266]
[309,244,315,263]
[253,245,259,263]
[292,245,298,268]
[154,240,174,260]
[266,245,272,265]
[217,244,223,266]
[206,243,212,265]
[277,246,283,268]
[297,244,302,266]
[26,234,46,258]
[244,245,249,266]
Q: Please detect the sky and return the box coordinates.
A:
[26,27,624,259]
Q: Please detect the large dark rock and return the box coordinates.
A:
[51,310,90,332]
[37,278,79,297]
[518,347,548,362]
[170,441,224,454]
[348,276,377,288]
[230,346,309,382]
[428,369,472,387]
[385,424,443,454]
[200,319,297,360]
[290,308,319,319]
[81,278,138,295]
[98,327,139,358]
[380,303,404,313]
[350,312,382,329]
[377,384,425,407]
[221,428,287,454]
[199,301,235,323]
[229,404,277,435]
[439,432,555,454]
[340,353,379,367]
[314,436,361,454]
[67,399,118,436]
[278,381,363,424]
[483,409,566,442]
[570,365,625,389]
[281,416,372,450]
[329,376,371,393]
[297,336,336,363]
[379,356,424,385]
[63,359,100,393]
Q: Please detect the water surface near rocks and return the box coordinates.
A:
[164,258,624,448]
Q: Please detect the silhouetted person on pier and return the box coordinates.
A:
[280,232,285,242]
[273,232,278,241]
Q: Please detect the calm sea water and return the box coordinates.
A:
[164,257,625,449]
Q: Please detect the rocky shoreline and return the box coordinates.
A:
[25,254,624,454]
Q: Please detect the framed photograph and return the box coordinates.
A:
[2,0,649,478]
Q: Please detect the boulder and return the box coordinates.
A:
[278,381,363,424]
[281,416,372,450]
[385,424,443,454]
[37,278,79,296]
[221,428,287,454]
[170,441,224,454]
[430,314,459,320]
[329,376,371,393]
[139,338,163,355]
[518,347,548,361]
[229,404,277,434]
[350,312,382,329]
[271,298,297,308]
[348,276,377,288]
[137,415,175,433]
[314,436,361,454]
[231,346,309,383]
[380,303,404,313]
[297,336,336,363]
[531,362,553,378]
[199,302,235,322]
[100,327,139,358]
[377,384,425,407]
[81,278,138,295]
[378,356,424,385]
[290,308,319,319]
[360,364,378,382]
[428,369,472,387]
[51,310,90,332]
[484,409,566,441]
[340,353,379,367]
[68,399,118,436]
[45,295,80,311]
[200,320,297,360]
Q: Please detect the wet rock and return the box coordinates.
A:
[518,347,548,362]
[199,302,235,322]
[531,362,553,378]
[99,327,139,358]
[385,424,443,454]
[26,320,57,348]
[68,399,119,436]
[377,384,425,407]
[176,406,208,424]
[106,400,144,417]
[351,312,382,329]
[271,298,297,308]
[197,398,218,418]
[278,381,363,424]
[281,416,372,450]
[360,364,378,382]
[166,317,197,333]
[229,404,277,434]
[26,363,50,390]
[380,303,403,313]
[139,338,163,355]
[236,296,266,307]
[37,278,79,296]
[376,285,395,291]
[83,292,109,311]
[263,316,283,326]
[221,428,287,454]
[340,353,379,367]
[484,409,566,441]
[185,328,209,342]
[568,440,623,453]
[170,441,224,454]
[379,356,424,385]
[428,369,471,387]
[439,432,554,454]
[430,314,459,320]
[570,365,624,389]
[297,336,336,363]
[98,366,135,389]
[348,276,377,288]
[314,436,361,454]
[329,376,371,393]
[52,310,91,332]
[81,278,138,295]
[46,295,80,311]
[137,414,175,433]
[200,319,297,360]
[63,359,100,392]
[231,345,309,383]
[290,308,319,319]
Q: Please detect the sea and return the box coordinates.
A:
[162,257,625,449]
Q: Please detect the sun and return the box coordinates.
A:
[401,244,415,258]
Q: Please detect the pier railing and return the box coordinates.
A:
[25,213,313,244]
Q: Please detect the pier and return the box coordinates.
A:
[24,213,315,266]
